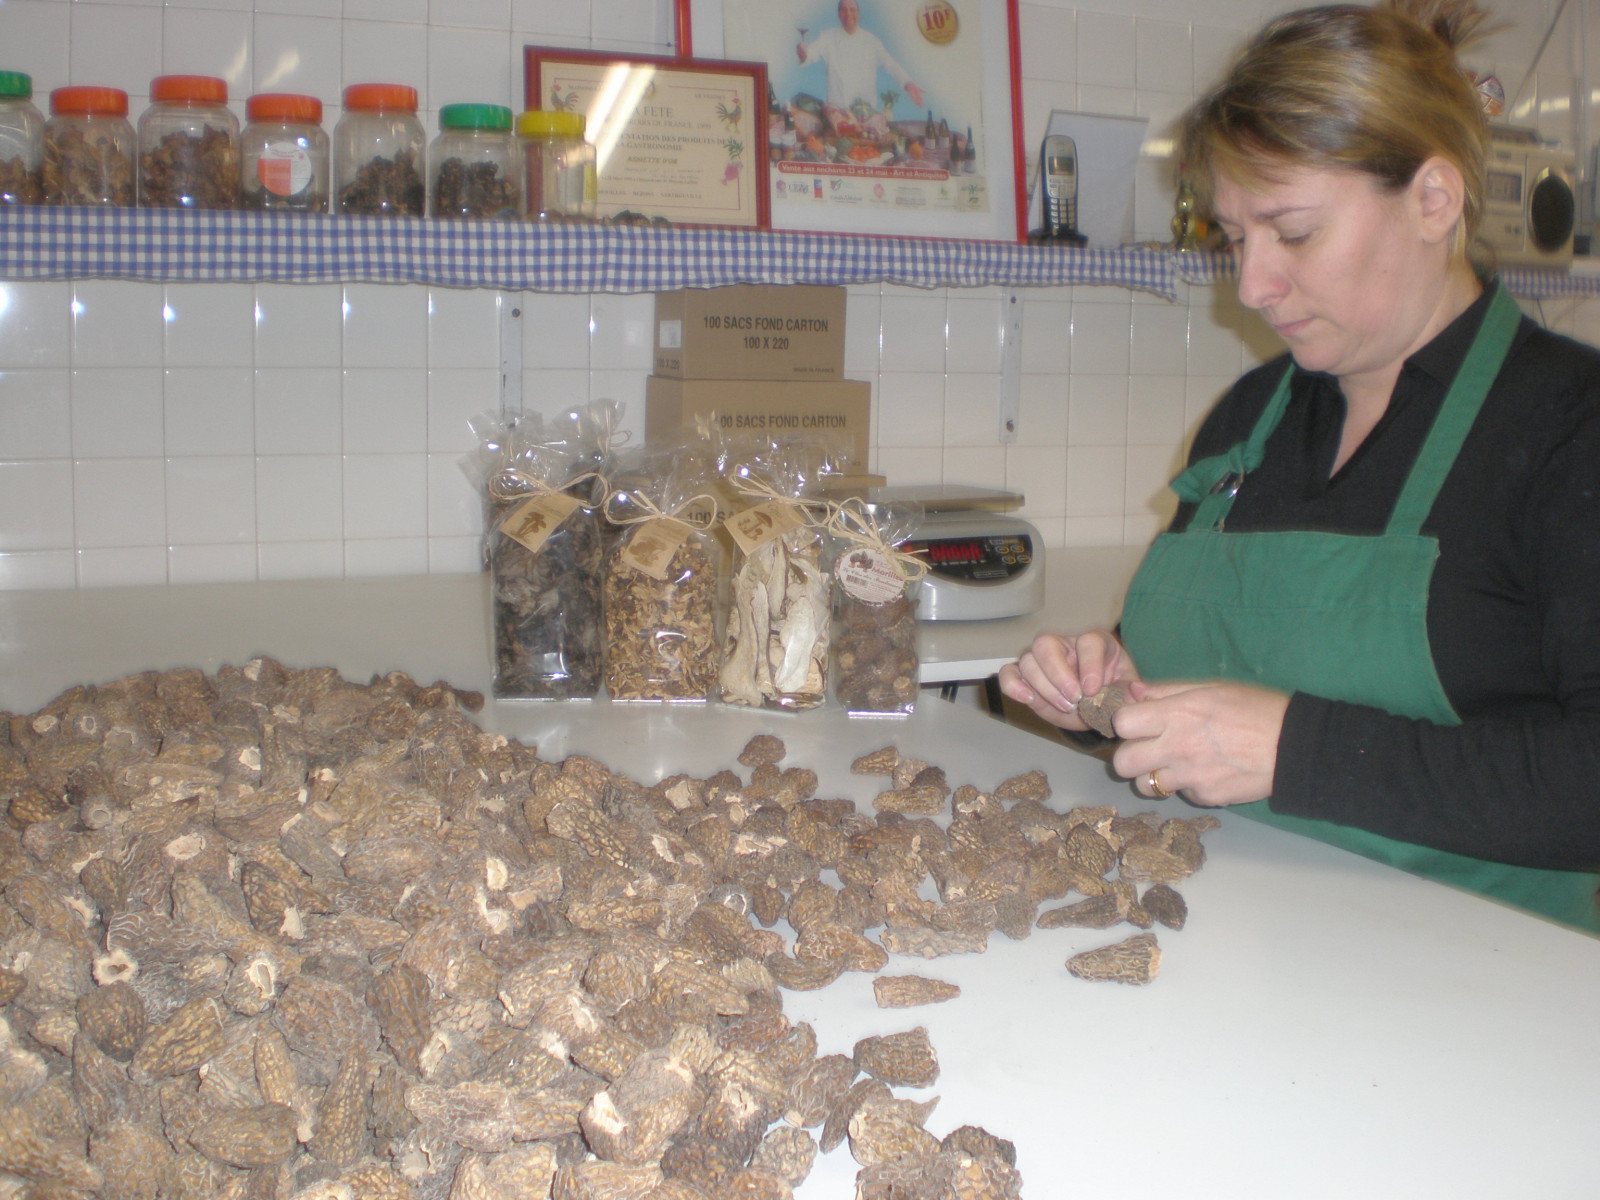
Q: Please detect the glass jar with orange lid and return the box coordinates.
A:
[137,74,240,208]
[241,93,328,212]
[43,87,135,207]
[333,83,425,216]
[0,71,44,205]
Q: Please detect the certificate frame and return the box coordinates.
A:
[524,46,770,230]
[679,0,1026,242]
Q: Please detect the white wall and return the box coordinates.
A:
[0,0,1592,588]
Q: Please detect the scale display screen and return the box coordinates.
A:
[908,533,1034,582]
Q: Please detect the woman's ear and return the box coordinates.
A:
[1413,155,1467,245]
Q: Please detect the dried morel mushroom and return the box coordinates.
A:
[0,656,1218,1200]
[872,975,961,1009]
[1066,932,1162,985]
[851,746,899,776]
[1076,682,1132,738]
[853,1028,939,1088]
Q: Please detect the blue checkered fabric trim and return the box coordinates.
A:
[0,206,1179,296]
[1174,246,1597,300]
[7,208,1591,299]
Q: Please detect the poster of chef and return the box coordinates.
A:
[717,0,1004,237]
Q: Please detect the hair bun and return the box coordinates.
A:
[1383,0,1500,54]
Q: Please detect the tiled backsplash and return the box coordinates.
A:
[0,0,1594,588]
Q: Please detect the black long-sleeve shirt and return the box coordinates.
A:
[1170,286,1600,871]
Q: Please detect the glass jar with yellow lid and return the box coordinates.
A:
[516,109,595,222]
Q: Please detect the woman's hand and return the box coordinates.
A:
[1109,681,1289,806]
[996,630,1137,733]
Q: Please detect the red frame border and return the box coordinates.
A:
[673,0,1028,243]
[524,45,772,230]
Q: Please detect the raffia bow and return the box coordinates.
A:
[827,498,929,584]
[489,467,604,504]
[727,472,831,520]
[602,489,721,531]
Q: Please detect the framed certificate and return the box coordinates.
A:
[680,0,1026,242]
[524,47,770,229]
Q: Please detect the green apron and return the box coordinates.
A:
[1121,283,1600,933]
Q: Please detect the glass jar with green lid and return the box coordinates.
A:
[430,103,520,219]
[0,71,45,205]
[44,87,136,207]
[516,110,595,222]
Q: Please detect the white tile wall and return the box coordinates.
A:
[0,0,1590,588]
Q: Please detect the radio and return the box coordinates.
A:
[1480,128,1575,267]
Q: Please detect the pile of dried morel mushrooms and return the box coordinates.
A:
[0,660,1212,1200]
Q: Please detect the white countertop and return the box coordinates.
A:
[2,575,1597,1198]
[0,546,1144,709]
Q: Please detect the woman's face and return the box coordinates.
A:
[1211,165,1450,385]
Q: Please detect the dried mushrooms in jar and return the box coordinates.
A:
[720,502,830,710]
[603,485,721,701]
[466,409,612,699]
[829,500,924,716]
[136,75,241,209]
[42,86,137,208]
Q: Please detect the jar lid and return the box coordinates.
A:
[439,103,512,132]
[0,71,32,101]
[343,83,418,113]
[50,86,130,117]
[516,110,585,139]
[247,93,323,124]
[150,75,229,105]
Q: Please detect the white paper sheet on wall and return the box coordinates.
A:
[1028,110,1150,249]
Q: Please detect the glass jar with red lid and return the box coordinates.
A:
[241,92,328,212]
[333,83,425,216]
[43,87,135,207]
[137,74,240,209]
[0,71,44,205]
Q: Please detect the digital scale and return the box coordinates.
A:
[865,486,1046,621]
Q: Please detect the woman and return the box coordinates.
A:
[999,0,1600,932]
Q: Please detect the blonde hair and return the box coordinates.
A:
[1178,0,1498,255]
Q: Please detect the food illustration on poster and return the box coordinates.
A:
[724,0,989,216]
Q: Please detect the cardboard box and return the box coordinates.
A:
[645,375,871,469]
[654,285,847,380]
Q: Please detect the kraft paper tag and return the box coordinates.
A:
[500,493,583,553]
[725,500,805,555]
[619,518,691,581]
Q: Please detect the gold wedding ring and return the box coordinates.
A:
[1147,770,1173,799]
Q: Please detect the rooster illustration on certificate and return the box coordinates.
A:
[720,0,989,227]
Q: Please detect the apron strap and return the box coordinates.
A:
[1171,281,1523,536]
[1173,360,1296,529]
[1386,282,1524,535]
